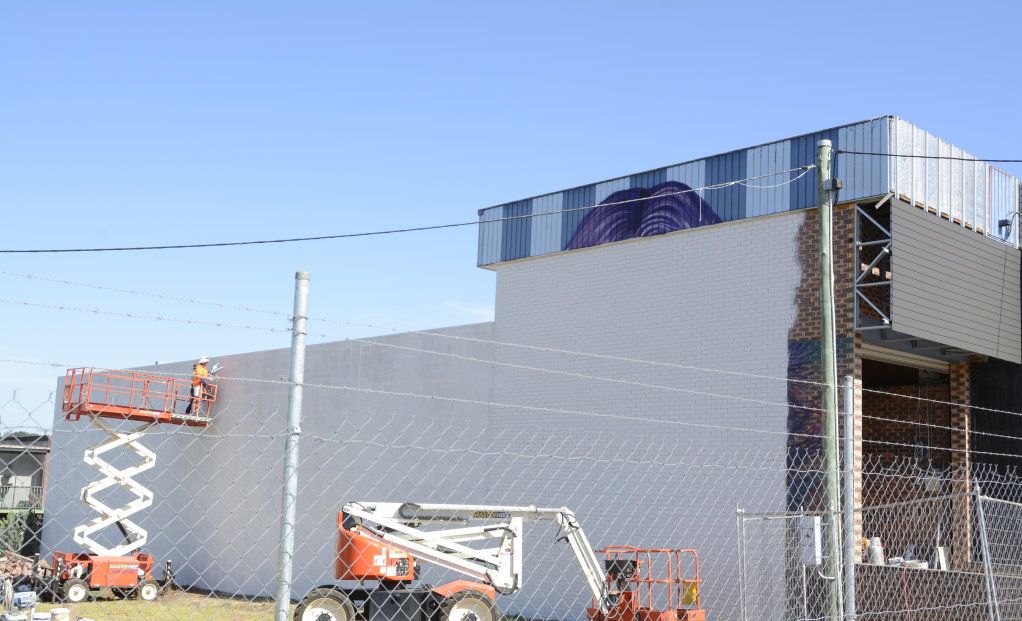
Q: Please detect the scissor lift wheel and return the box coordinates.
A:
[62,578,90,604]
[137,579,160,602]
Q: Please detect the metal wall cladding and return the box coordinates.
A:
[890,198,1021,364]
[890,118,1020,246]
[478,116,1022,267]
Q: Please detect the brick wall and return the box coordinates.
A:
[787,203,863,529]
[787,203,857,349]
[857,564,1005,621]
[861,383,951,462]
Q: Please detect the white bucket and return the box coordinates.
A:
[49,610,70,621]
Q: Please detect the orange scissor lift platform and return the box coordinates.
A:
[52,367,217,603]
[62,367,216,427]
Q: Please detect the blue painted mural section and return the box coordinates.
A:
[479,119,875,266]
[565,181,718,250]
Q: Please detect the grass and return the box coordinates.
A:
[34,590,293,620]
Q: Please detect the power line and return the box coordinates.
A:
[838,148,1021,162]
[0,166,813,253]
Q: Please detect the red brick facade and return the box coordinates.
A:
[861,384,951,462]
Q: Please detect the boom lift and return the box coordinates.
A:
[295,503,705,621]
[55,367,218,603]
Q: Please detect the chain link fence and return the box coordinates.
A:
[1,372,1022,620]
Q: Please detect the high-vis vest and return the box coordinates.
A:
[192,364,209,386]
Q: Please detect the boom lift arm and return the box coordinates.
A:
[341,502,612,612]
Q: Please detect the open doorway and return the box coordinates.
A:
[861,358,951,504]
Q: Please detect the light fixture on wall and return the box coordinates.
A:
[998,210,1021,249]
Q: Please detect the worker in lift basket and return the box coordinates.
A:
[185,356,212,415]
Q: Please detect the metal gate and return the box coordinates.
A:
[736,510,834,621]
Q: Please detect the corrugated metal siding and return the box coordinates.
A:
[889,118,1021,247]
[479,117,890,266]
[479,116,1021,267]
[890,198,1021,363]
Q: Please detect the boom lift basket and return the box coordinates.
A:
[588,547,704,621]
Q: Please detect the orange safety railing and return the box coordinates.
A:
[62,368,216,427]
[599,546,702,612]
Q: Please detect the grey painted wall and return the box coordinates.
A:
[45,210,811,620]
[484,211,807,619]
[891,198,1022,363]
[45,323,497,598]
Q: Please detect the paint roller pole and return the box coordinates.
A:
[274,271,310,621]
[818,139,843,620]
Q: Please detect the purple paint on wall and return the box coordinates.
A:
[565,182,719,251]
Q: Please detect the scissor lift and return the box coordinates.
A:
[54,368,217,603]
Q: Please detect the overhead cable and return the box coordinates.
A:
[0,166,813,253]
[837,149,1022,163]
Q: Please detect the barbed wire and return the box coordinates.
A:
[0,270,833,389]
[860,413,1022,444]
[861,386,1022,418]
[0,270,289,318]
[2,360,832,441]
[9,348,1022,432]
[0,298,288,334]
[334,335,822,411]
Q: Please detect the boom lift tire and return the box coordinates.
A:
[62,578,90,604]
[294,587,355,621]
[439,590,499,621]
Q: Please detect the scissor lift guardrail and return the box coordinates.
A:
[60,368,216,556]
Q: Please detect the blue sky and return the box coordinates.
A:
[1,1,1021,411]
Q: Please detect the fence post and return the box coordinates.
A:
[274,271,311,621]
[842,375,856,621]
[975,484,1001,621]
[737,508,748,621]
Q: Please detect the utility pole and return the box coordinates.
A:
[274,271,310,621]
[818,139,843,620]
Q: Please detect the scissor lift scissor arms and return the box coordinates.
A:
[341,502,611,611]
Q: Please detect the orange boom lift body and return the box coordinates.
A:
[294,503,707,621]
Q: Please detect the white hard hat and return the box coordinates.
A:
[198,356,210,364]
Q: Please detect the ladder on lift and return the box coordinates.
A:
[61,368,217,556]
